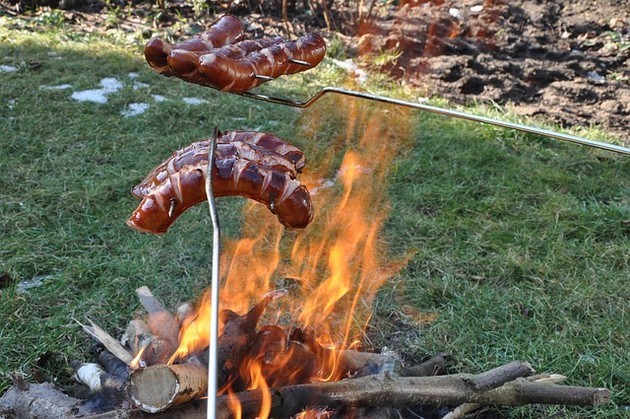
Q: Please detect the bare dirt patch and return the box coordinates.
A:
[354,0,630,141]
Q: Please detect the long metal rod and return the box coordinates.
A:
[205,127,220,419]
[240,87,629,155]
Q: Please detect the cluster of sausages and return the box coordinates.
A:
[127,131,314,234]
[129,16,325,233]
[144,14,326,93]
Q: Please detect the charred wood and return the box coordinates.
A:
[94,346,130,382]
[197,293,276,390]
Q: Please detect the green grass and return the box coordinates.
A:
[1,17,629,417]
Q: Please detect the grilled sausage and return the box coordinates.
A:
[127,131,313,234]
[144,14,244,75]
[168,33,326,92]
[144,15,326,92]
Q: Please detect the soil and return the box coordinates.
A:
[351,0,630,142]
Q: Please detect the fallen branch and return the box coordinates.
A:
[205,361,607,418]
[443,373,568,419]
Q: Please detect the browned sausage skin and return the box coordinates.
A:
[144,14,244,75]
[127,131,313,234]
[195,32,326,93]
[144,15,326,92]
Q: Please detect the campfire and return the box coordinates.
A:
[118,99,418,416]
[0,14,613,419]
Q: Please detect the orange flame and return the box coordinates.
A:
[129,345,147,370]
[227,389,242,419]
[171,98,412,417]
[169,290,213,363]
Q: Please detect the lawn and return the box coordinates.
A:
[0,15,628,417]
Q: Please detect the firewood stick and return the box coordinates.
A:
[128,363,208,413]
[135,286,179,363]
[208,362,608,418]
[337,350,398,375]
[175,301,194,327]
[400,354,447,377]
[74,363,107,392]
[76,318,134,365]
[73,362,127,392]
[481,377,609,406]
[97,348,130,381]
[442,373,567,419]
[465,361,534,391]
[85,368,607,419]
[325,349,445,378]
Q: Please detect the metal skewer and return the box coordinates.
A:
[205,127,220,419]
[240,87,630,156]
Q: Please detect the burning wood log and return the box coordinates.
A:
[129,294,275,412]
[210,293,276,389]
[128,363,208,413]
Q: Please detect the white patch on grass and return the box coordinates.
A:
[71,89,109,103]
[152,94,166,102]
[17,274,54,294]
[132,81,149,90]
[128,72,140,79]
[8,99,16,110]
[182,97,207,105]
[40,84,73,90]
[121,102,150,117]
[0,65,18,73]
[71,77,123,103]
[100,77,123,93]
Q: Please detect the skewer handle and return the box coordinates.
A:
[240,87,629,155]
[205,127,221,419]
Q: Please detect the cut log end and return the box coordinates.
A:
[128,363,208,413]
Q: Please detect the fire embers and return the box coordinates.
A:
[144,14,326,93]
[127,130,314,234]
